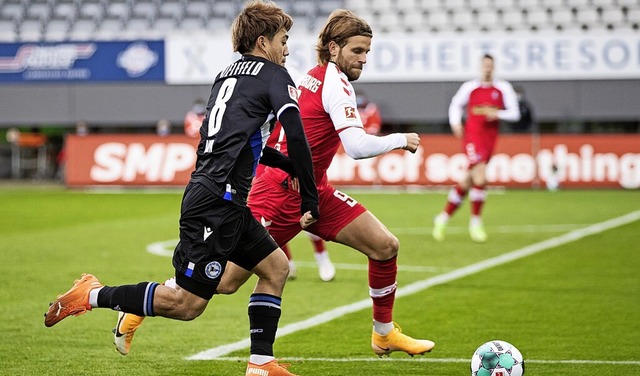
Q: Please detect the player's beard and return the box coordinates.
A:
[335,52,362,82]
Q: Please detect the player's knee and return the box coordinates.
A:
[216,280,240,295]
[370,233,399,260]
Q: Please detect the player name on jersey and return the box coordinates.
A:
[219,61,265,78]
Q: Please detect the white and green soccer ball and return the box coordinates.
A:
[470,340,525,376]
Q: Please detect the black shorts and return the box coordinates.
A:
[172,182,278,300]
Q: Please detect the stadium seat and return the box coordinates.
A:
[549,8,574,27]
[501,8,526,30]
[18,19,42,41]
[526,8,550,30]
[427,8,450,32]
[178,17,203,32]
[600,8,624,25]
[0,20,18,42]
[68,18,96,40]
[159,1,183,20]
[106,3,131,21]
[1,3,24,22]
[53,2,77,22]
[131,1,157,20]
[185,1,210,19]
[78,2,104,22]
[44,19,69,41]
[575,8,600,27]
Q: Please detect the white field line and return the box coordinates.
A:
[146,223,589,258]
[212,356,640,366]
[186,210,640,361]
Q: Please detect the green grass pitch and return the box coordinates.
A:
[1,186,638,375]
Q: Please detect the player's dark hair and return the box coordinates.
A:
[231,0,293,54]
[483,53,494,61]
[316,9,373,65]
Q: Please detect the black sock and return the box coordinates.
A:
[97,282,158,316]
[248,293,282,356]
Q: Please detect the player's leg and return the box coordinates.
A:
[334,211,434,356]
[306,232,335,281]
[433,163,472,241]
[468,162,488,242]
[232,212,296,375]
[281,243,297,280]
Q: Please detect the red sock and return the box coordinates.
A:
[444,185,467,216]
[281,243,292,260]
[310,237,325,254]
[368,257,397,323]
[469,185,486,216]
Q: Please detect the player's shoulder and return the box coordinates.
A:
[492,78,516,92]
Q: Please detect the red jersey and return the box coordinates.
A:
[275,62,364,186]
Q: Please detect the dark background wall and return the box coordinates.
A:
[1,79,639,128]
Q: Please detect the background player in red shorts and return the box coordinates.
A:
[241,9,435,357]
[432,54,520,243]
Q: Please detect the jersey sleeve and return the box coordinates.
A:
[322,65,364,132]
[495,79,521,122]
[270,67,301,119]
[448,80,476,127]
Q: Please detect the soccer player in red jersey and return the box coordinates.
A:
[432,54,520,243]
[242,9,435,357]
[257,122,336,282]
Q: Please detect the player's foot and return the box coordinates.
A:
[287,260,297,280]
[469,223,488,243]
[371,322,435,357]
[432,217,447,241]
[44,273,102,327]
[246,360,298,376]
[314,251,335,282]
[113,312,145,355]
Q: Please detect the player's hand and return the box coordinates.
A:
[299,211,317,229]
[402,133,420,153]
[451,123,464,138]
[485,107,499,121]
[289,177,299,192]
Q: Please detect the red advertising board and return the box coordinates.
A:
[65,134,640,189]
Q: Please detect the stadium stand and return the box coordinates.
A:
[0,0,638,42]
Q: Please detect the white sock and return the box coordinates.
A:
[88,287,102,308]
[373,320,394,336]
[435,212,449,224]
[249,354,275,365]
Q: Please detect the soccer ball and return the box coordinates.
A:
[470,340,525,376]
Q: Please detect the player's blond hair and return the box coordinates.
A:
[231,0,293,54]
[316,9,373,65]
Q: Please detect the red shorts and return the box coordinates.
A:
[247,167,367,246]
[463,133,497,166]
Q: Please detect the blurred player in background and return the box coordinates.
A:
[356,89,382,135]
[184,98,206,138]
[243,9,434,357]
[432,54,520,243]
[44,2,318,375]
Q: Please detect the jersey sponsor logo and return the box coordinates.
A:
[344,106,357,119]
[287,84,299,102]
[204,261,222,279]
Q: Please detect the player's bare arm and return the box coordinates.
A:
[451,123,464,138]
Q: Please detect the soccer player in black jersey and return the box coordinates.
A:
[44,2,317,375]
